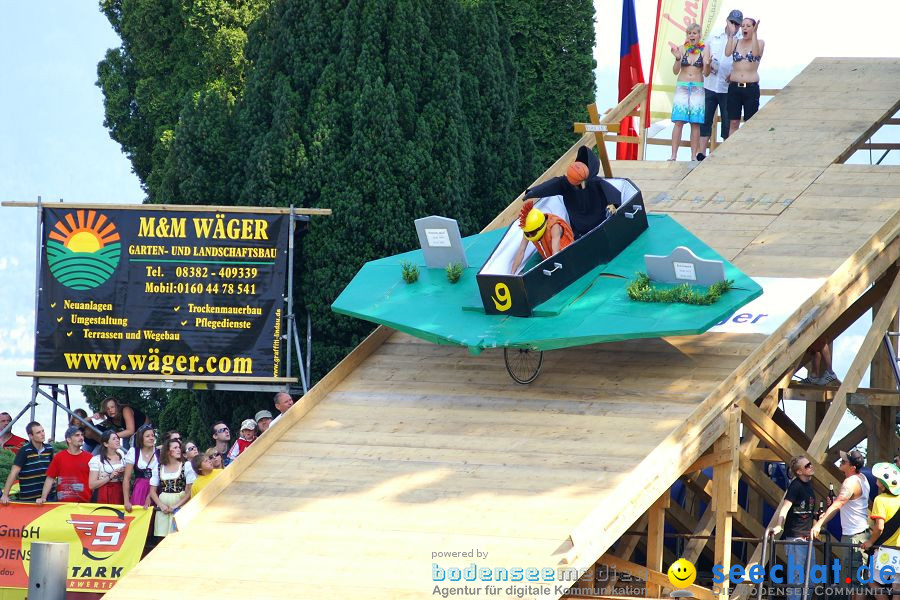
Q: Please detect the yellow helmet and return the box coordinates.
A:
[522,207,547,241]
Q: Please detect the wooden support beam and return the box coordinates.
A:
[808,270,900,461]
[646,491,670,598]
[748,448,782,462]
[567,221,900,586]
[870,298,899,463]
[740,375,793,455]
[741,400,842,490]
[825,423,868,465]
[785,384,900,407]
[682,472,765,543]
[668,502,742,566]
[598,554,715,600]
[601,514,648,594]
[685,449,733,473]
[616,515,647,563]
[713,407,740,600]
[818,264,899,346]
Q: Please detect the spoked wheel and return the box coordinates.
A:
[504,348,544,385]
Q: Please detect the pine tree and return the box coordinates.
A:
[94,0,597,428]
[494,0,597,169]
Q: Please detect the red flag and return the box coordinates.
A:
[617,0,645,160]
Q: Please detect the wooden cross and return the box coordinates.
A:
[573,104,619,178]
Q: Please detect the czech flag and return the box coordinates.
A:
[617,0,644,160]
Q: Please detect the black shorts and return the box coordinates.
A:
[700,88,730,139]
[727,82,760,122]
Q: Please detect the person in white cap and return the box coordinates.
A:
[697,8,743,160]
[861,463,900,600]
[254,410,273,434]
[226,419,257,463]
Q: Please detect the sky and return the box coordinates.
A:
[0,1,896,442]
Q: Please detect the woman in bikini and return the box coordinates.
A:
[668,23,711,161]
[725,18,765,134]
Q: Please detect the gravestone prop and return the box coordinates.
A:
[645,246,725,286]
[414,216,468,268]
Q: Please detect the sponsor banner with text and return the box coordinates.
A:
[35,207,289,379]
[0,503,152,592]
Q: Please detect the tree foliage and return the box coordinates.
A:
[97,0,270,194]
[494,0,597,167]
[95,0,597,434]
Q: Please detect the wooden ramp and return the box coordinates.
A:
[104,58,900,600]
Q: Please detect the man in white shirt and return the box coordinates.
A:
[698,9,743,160]
[811,450,870,595]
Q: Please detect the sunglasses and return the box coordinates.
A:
[803,463,813,469]
[214,427,229,434]
[186,445,197,451]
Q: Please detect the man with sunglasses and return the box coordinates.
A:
[773,456,818,600]
[811,450,870,590]
[211,421,233,466]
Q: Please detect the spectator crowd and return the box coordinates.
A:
[0,391,296,545]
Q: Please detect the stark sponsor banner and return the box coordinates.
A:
[0,502,152,591]
[648,0,721,122]
[34,207,289,379]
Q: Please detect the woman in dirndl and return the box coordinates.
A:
[668,23,711,161]
[123,424,157,512]
[88,430,126,504]
[148,438,196,537]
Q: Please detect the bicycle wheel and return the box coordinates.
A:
[504,348,544,384]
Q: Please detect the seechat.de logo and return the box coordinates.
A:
[47,210,121,289]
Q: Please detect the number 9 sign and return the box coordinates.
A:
[492,283,512,312]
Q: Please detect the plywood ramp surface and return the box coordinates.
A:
[105,332,760,600]
[105,58,900,599]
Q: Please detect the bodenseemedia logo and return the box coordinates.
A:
[47,210,121,289]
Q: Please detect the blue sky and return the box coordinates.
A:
[1,1,895,440]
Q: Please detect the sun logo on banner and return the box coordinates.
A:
[46,210,121,289]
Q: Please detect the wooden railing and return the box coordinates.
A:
[595,85,781,156]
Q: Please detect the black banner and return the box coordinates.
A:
[34,207,289,379]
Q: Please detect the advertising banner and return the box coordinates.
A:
[648,0,721,122]
[34,208,289,379]
[0,503,152,592]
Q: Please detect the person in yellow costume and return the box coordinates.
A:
[510,200,574,274]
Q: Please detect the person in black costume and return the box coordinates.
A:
[522,146,620,239]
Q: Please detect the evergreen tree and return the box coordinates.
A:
[97,0,269,196]
[494,0,597,169]
[94,0,597,431]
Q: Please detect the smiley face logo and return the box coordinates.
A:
[667,558,696,588]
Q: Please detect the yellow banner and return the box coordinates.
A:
[649,0,722,122]
[0,502,152,592]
